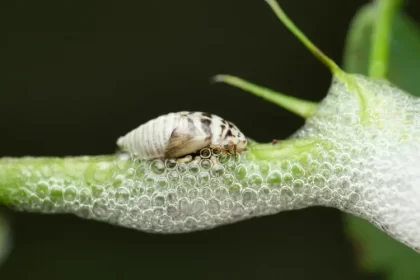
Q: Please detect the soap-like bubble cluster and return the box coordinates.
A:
[4,74,420,251]
[296,75,420,251]
[8,149,319,233]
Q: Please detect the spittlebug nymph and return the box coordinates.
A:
[116,111,248,161]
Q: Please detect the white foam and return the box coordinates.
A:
[7,74,420,252]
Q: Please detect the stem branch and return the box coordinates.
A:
[368,0,402,79]
[213,74,317,119]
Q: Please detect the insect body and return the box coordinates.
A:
[116,111,248,160]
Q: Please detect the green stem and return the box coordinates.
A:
[215,0,371,123]
[368,0,403,79]
[342,4,376,74]
[249,138,332,161]
[0,139,328,210]
[265,0,345,79]
[213,74,318,119]
[0,155,118,206]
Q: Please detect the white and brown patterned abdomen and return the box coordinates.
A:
[117,112,186,159]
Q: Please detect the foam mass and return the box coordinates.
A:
[1,74,419,252]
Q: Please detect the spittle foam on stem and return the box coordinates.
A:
[1,0,420,253]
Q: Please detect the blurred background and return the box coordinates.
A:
[2,0,420,279]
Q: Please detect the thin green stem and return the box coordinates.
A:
[368,0,403,79]
[215,0,370,123]
[262,0,383,118]
[265,0,345,79]
[213,74,317,119]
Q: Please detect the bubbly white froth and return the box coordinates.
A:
[296,75,420,250]
[5,74,420,252]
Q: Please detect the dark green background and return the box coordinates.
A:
[2,0,419,279]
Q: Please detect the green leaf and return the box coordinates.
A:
[343,3,420,96]
[346,215,420,280]
[343,2,420,279]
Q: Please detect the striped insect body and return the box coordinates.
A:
[116,111,247,160]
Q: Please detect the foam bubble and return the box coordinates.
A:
[3,74,420,251]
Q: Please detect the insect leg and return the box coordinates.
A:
[210,155,220,167]
[191,155,201,164]
[176,155,193,164]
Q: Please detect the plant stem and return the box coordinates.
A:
[249,138,332,161]
[368,0,403,79]
[265,0,345,79]
[342,4,375,74]
[216,1,372,123]
[213,74,318,119]
[0,155,118,206]
[0,139,328,208]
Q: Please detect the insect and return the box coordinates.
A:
[116,111,248,161]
